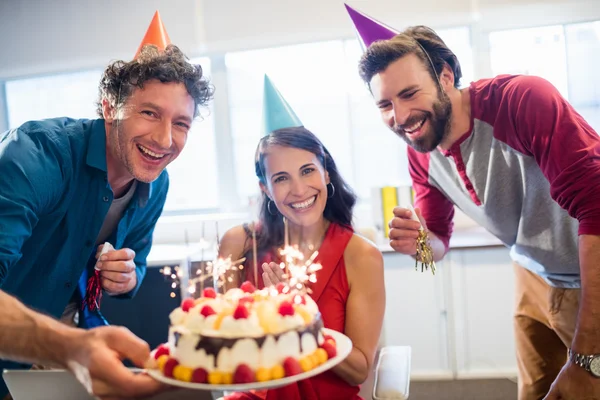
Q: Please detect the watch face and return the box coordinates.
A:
[590,356,600,377]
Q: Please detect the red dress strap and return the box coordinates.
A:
[308,223,353,303]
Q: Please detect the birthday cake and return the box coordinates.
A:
[151,281,338,384]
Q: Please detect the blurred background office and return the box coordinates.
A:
[0,0,598,398]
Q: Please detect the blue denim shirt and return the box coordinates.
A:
[0,118,168,395]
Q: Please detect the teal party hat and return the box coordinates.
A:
[262,75,303,135]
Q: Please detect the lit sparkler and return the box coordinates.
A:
[161,256,246,297]
[277,244,322,294]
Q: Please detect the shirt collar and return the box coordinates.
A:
[85,119,108,171]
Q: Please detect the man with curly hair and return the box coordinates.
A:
[0,14,213,398]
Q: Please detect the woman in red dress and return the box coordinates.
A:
[219,127,385,400]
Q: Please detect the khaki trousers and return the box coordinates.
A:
[513,263,580,400]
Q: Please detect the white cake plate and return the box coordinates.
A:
[146,328,352,391]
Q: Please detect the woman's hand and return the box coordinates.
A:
[262,262,287,287]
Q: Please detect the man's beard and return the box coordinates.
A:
[394,88,452,153]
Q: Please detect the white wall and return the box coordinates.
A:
[0,0,202,79]
[1,0,599,80]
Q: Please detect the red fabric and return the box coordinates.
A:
[407,148,455,251]
[228,223,361,400]
[470,74,600,236]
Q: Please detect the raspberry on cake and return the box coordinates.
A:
[201,305,216,317]
[156,284,338,384]
[240,281,256,293]
[154,344,170,359]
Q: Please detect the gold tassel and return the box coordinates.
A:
[415,228,436,275]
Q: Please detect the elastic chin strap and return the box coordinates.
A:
[414,39,445,93]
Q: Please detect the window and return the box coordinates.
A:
[226,27,474,203]
[564,21,600,132]
[489,25,569,99]
[436,26,475,88]
[162,57,218,211]
[225,42,354,205]
[343,38,411,199]
[6,70,102,128]
[4,57,219,211]
[489,21,600,133]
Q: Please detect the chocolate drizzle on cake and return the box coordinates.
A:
[194,336,238,358]
[174,331,182,347]
[299,313,323,353]
[254,335,267,349]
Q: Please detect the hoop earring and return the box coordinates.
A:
[267,200,278,215]
[327,182,335,198]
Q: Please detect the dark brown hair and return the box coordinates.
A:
[96,44,213,118]
[359,25,463,89]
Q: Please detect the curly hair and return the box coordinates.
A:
[96,44,214,118]
[359,25,463,89]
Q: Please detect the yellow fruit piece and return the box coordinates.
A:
[257,302,277,334]
[271,364,285,380]
[299,357,313,372]
[195,298,208,306]
[256,367,271,382]
[294,305,313,324]
[315,348,328,365]
[157,355,169,372]
[257,311,271,333]
[213,308,232,330]
[173,365,193,382]
[309,353,320,367]
[222,372,234,384]
[253,292,265,301]
[208,371,223,384]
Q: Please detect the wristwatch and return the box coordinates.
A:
[569,349,600,378]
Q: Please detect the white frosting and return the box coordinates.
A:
[215,347,232,373]
[194,298,224,313]
[171,329,217,372]
[169,308,187,325]
[216,338,261,373]
[271,313,305,334]
[303,295,319,315]
[260,335,280,369]
[276,330,301,360]
[218,313,264,337]
[170,299,230,333]
[186,313,218,333]
[300,332,318,357]
[223,288,246,302]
